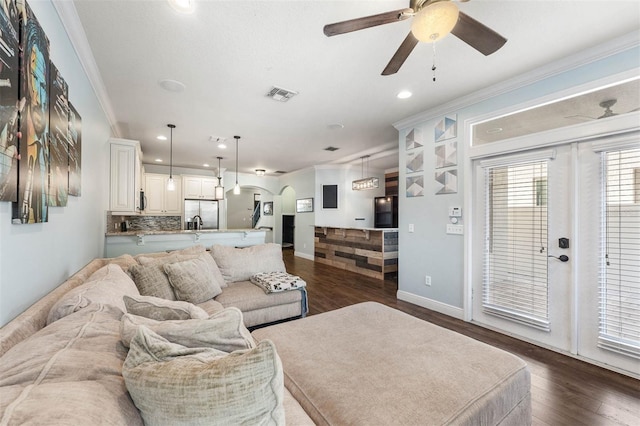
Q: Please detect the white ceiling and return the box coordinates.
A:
[65,0,640,175]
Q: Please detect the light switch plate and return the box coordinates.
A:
[446,224,463,235]
[408,224,414,233]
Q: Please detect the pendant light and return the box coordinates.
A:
[166,124,176,191]
[352,155,379,190]
[233,135,241,195]
[215,156,225,200]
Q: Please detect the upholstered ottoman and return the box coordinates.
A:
[252,302,531,426]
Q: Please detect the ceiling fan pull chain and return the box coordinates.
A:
[432,41,437,82]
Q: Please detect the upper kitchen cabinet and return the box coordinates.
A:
[144,173,182,215]
[183,175,217,200]
[109,139,143,214]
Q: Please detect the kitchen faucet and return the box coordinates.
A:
[192,215,203,230]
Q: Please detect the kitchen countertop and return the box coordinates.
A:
[105,228,265,236]
[314,226,398,232]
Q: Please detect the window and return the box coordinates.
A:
[483,160,550,330]
[599,148,640,358]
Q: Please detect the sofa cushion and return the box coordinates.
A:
[122,326,285,426]
[164,254,223,303]
[107,253,139,272]
[123,295,209,320]
[120,308,256,351]
[215,280,302,312]
[0,304,143,425]
[211,243,286,283]
[46,264,139,325]
[134,245,206,262]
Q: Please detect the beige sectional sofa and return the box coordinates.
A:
[0,243,531,425]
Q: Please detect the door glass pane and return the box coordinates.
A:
[483,161,549,330]
[600,148,640,358]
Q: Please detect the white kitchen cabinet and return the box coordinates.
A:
[109,139,142,214]
[144,173,182,215]
[183,175,218,199]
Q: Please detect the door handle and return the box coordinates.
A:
[548,254,569,262]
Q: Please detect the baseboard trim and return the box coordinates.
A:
[397,291,464,320]
[294,251,314,261]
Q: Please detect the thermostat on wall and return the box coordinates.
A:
[449,207,462,217]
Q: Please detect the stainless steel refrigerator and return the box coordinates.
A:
[184,199,218,230]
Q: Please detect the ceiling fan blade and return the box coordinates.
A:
[323,8,412,37]
[450,11,507,56]
[382,32,419,76]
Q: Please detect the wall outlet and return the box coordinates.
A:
[446,224,463,235]
[425,275,431,286]
[408,224,415,233]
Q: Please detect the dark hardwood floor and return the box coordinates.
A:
[282,248,640,426]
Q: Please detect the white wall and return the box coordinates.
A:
[394,40,640,315]
[314,165,385,229]
[278,168,315,259]
[0,1,112,326]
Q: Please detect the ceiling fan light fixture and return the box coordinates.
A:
[411,2,459,43]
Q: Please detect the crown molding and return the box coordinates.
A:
[52,0,121,137]
[394,31,640,130]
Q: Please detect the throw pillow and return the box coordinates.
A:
[211,243,286,283]
[123,327,285,426]
[47,264,140,325]
[164,255,222,304]
[128,262,177,301]
[123,295,208,320]
[120,307,255,351]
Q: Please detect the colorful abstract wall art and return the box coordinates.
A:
[68,101,81,196]
[16,2,50,223]
[49,63,69,206]
[435,114,457,142]
[0,0,20,202]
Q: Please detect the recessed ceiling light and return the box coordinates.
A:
[155,158,163,163]
[157,135,167,141]
[397,91,412,99]
[158,79,186,92]
[168,0,194,14]
[203,163,210,167]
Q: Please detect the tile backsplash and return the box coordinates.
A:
[107,213,181,233]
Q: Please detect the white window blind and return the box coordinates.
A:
[599,148,640,358]
[483,160,550,331]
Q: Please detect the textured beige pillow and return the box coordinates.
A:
[123,327,284,426]
[47,264,140,325]
[123,295,208,320]
[135,245,206,263]
[128,262,176,301]
[164,255,222,304]
[107,253,138,272]
[120,308,256,351]
[211,243,286,283]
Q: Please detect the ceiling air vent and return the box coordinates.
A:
[275,170,288,174]
[266,86,298,102]
[324,146,340,151]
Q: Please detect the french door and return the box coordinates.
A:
[471,139,640,376]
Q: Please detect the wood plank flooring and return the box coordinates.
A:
[282,248,640,426]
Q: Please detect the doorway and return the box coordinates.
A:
[282,215,294,249]
[470,138,640,376]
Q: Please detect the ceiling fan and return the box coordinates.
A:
[323,0,507,75]
[565,99,640,122]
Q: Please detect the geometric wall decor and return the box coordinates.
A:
[406,128,423,150]
[406,175,424,197]
[435,141,457,169]
[406,150,424,174]
[49,63,69,207]
[0,0,20,202]
[68,102,82,196]
[15,2,50,223]
[435,169,457,195]
[435,114,457,142]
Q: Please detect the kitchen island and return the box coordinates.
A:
[104,229,266,257]
[314,226,398,280]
